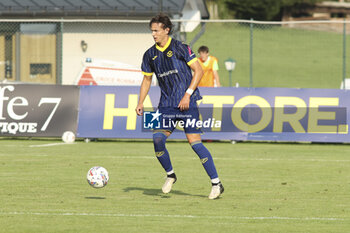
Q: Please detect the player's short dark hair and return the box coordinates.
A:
[198,46,209,53]
[149,13,173,35]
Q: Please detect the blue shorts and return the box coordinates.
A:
[156,107,202,134]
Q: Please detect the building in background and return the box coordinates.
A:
[0,0,209,85]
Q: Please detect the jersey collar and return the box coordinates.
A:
[156,37,172,52]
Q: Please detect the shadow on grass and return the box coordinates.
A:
[123,187,206,198]
[85,196,106,199]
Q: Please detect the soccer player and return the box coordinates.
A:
[197,46,221,87]
[136,14,224,199]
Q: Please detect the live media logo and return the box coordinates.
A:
[143,110,162,129]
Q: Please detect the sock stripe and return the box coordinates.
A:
[190,141,202,146]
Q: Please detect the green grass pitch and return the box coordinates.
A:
[0,138,349,232]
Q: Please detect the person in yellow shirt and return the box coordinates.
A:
[197,46,221,87]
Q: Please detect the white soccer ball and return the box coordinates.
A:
[87,166,109,188]
[62,131,75,143]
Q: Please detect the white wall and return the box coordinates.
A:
[180,0,201,32]
[62,22,154,84]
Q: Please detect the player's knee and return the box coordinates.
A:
[153,132,166,143]
[153,132,167,151]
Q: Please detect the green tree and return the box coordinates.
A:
[225,0,281,20]
[223,0,326,20]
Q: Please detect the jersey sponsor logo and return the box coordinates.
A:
[167,51,173,57]
[158,69,178,78]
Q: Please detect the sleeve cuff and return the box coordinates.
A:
[187,57,198,66]
[142,71,154,76]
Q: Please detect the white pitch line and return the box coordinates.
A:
[29,143,76,147]
[106,156,350,163]
[108,156,156,159]
[221,158,350,163]
[0,212,346,221]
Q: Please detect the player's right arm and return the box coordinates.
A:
[136,75,152,116]
[137,50,154,116]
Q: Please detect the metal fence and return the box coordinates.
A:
[0,19,349,89]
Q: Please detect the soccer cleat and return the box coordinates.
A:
[162,173,177,194]
[208,182,224,200]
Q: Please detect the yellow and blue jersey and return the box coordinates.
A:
[141,37,202,107]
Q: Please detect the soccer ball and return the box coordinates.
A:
[62,131,75,143]
[87,166,109,188]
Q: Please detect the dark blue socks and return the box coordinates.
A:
[153,133,219,182]
[191,141,219,180]
[153,132,173,173]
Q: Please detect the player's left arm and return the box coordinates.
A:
[178,61,203,111]
[213,70,221,87]
[213,58,221,87]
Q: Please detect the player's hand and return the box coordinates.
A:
[178,94,190,111]
[136,103,144,116]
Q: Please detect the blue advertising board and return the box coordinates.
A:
[77,86,350,143]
